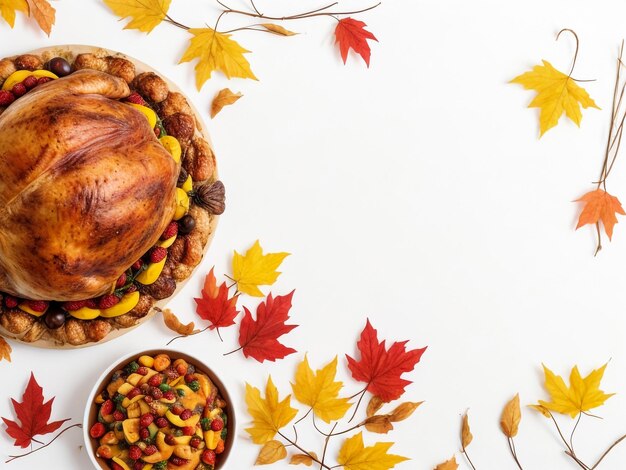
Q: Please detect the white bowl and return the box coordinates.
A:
[83,348,236,469]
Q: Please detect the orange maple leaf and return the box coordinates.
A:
[575,189,625,240]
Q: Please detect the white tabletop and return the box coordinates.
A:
[3,0,626,468]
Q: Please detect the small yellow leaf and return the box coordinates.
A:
[461,413,472,448]
[511,60,599,136]
[500,394,521,438]
[362,415,393,434]
[0,0,28,28]
[211,88,243,118]
[366,396,384,418]
[261,23,298,36]
[26,0,54,35]
[434,456,458,470]
[161,308,198,336]
[232,240,289,297]
[529,404,551,418]
[337,432,408,470]
[180,28,257,90]
[388,401,423,422]
[291,355,352,423]
[539,364,614,418]
[245,376,298,444]
[103,0,171,33]
[289,452,318,466]
[255,440,287,465]
[0,336,12,362]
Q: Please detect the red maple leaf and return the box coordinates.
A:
[2,373,70,448]
[335,17,378,67]
[237,291,298,363]
[346,320,427,402]
[194,267,239,330]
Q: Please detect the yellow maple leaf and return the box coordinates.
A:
[0,0,28,28]
[245,376,298,444]
[511,60,599,136]
[103,0,171,33]
[232,240,289,297]
[538,364,614,418]
[180,27,258,90]
[337,432,408,470]
[291,355,351,423]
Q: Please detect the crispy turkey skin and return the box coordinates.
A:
[0,70,178,300]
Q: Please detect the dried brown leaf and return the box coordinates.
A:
[501,394,521,438]
[362,415,393,434]
[161,308,199,336]
[366,395,384,417]
[0,336,12,362]
[210,88,243,118]
[26,0,55,36]
[388,401,423,422]
[261,23,298,36]
[461,413,472,448]
[289,452,318,466]
[256,440,287,465]
[434,456,459,470]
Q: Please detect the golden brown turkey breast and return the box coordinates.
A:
[0,69,178,300]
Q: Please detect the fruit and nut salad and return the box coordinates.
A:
[89,353,229,470]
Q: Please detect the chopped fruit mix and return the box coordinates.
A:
[0,57,196,326]
[90,353,229,470]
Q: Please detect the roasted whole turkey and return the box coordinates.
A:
[0,70,178,301]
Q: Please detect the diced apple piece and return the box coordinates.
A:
[173,445,193,459]
[172,435,192,445]
[126,373,143,386]
[204,430,220,450]
[159,396,176,404]
[107,377,125,397]
[149,401,169,416]
[136,258,166,285]
[112,456,132,470]
[168,376,184,387]
[117,383,134,396]
[138,399,151,415]
[68,306,101,320]
[127,402,141,418]
[195,374,215,400]
[122,394,145,409]
[100,291,140,318]
[170,450,202,470]
[165,410,200,428]
[138,355,154,367]
[122,418,140,443]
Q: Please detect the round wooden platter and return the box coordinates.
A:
[0,45,219,349]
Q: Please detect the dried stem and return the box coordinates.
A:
[462,445,477,470]
[506,437,524,470]
[591,433,626,469]
[277,430,331,469]
[347,389,367,422]
[5,424,82,463]
[312,413,361,438]
[166,325,211,346]
[216,1,381,21]
[556,29,580,77]
[320,422,338,469]
[546,411,590,469]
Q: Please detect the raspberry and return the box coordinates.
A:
[139,427,150,440]
[184,374,195,383]
[0,90,15,106]
[163,390,175,401]
[137,366,148,376]
[139,413,154,428]
[215,439,225,454]
[211,418,223,431]
[126,284,138,293]
[161,221,178,240]
[116,273,127,288]
[149,246,167,263]
[4,295,18,308]
[131,260,144,271]
[171,404,184,416]
[189,436,201,448]
[182,426,195,436]
[170,457,189,467]
[164,367,179,381]
[111,463,125,470]
[85,299,98,308]
[98,294,120,309]
[62,300,87,311]
[26,300,48,312]
[127,387,141,399]
[100,399,114,416]
[175,363,187,376]
[89,422,106,438]
[37,77,52,85]
[180,409,192,420]
[164,434,176,445]
[143,395,153,403]
[125,92,146,105]
[151,388,163,400]
[128,445,142,460]
[143,444,158,456]
[113,410,125,421]
[133,462,144,470]
[11,83,26,97]
[201,449,216,465]
[148,374,162,387]
[155,417,168,428]
[23,75,38,89]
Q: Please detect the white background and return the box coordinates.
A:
[3,0,626,468]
